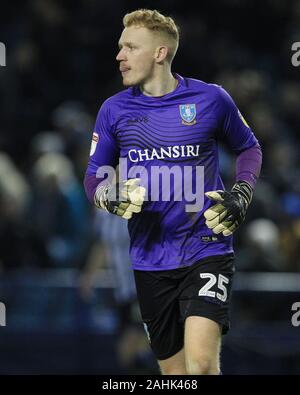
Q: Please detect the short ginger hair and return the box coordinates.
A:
[123,9,180,62]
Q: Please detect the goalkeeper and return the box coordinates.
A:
[84,9,262,375]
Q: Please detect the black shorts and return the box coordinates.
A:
[133,254,235,361]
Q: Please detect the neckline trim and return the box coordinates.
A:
[132,73,184,101]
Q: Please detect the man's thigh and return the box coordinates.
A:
[133,269,184,361]
[179,254,235,374]
[179,254,235,335]
[184,316,222,375]
[158,317,222,375]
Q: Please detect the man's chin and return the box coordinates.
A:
[122,78,135,87]
[122,80,132,87]
[121,74,141,87]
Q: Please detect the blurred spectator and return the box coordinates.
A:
[30,152,90,268]
[0,152,49,271]
[31,131,65,158]
[237,218,286,272]
[0,152,30,215]
[51,101,94,178]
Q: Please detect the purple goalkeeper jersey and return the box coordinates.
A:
[85,74,258,271]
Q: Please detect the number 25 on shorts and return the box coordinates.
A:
[198,273,229,302]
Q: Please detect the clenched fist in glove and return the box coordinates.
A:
[204,181,253,236]
[94,178,146,220]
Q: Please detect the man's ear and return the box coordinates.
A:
[155,46,169,63]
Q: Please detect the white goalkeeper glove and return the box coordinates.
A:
[94,178,146,220]
[204,181,253,236]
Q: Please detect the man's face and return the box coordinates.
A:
[116,26,158,87]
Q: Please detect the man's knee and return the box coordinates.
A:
[186,356,219,375]
[158,348,187,375]
[160,366,187,375]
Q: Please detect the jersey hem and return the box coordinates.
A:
[132,251,234,271]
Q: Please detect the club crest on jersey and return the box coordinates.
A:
[179,104,196,125]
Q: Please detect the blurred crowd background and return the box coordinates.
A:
[0,0,299,374]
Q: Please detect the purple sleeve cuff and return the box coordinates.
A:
[236,144,262,189]
[83,173,100,204]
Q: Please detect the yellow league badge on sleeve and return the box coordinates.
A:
[90,132,99,156]
[238,110,250,128]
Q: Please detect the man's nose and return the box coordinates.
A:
[116,48,126,61]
